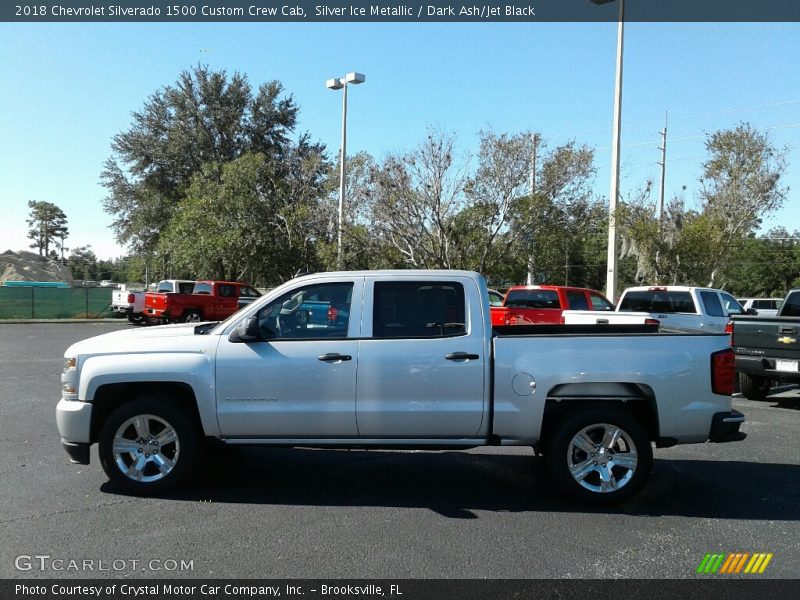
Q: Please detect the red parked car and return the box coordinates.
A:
[144,280,261,324]
[490,285,614,326]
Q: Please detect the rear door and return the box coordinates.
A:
[356,277,487,438]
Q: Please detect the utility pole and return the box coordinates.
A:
[657,112,668,224]
[526,133,539,286]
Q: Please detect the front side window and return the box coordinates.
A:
[255,282,353,339]
[782,293,800,317]
[589,293,614,311]
[373,281,466,338]
[720,293,744,316]
[240,286,261,298]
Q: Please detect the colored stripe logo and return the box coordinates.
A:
[696,553,773,574]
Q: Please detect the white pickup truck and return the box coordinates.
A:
[564,286,749,333]
[111,279,195,325]
[57,271,744,504]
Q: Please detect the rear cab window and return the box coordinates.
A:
[504,289,560,310]
[618,290,697,314]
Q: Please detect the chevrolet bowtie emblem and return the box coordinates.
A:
[777,336,796,344]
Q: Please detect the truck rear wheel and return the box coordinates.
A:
[182,310,203,323]
[546,408,652,504]
[98,398,200,495]
[738,372,771,401]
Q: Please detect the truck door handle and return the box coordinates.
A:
[445,352,480,361]
[779,326,796,335]
[318,353,352,362]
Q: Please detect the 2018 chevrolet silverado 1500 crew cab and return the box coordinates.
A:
[731,289,800,400]
[56,270,743,503]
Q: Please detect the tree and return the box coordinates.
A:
[699,123,788,285]
[102,65,306,254]
[159,148,328,286]
[26,200,68,257]
[369,128,468,268]
[67,246,98,281]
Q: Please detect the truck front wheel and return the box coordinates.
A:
[738,372,771,401]
[546,408,652,504]
[98,398,200,495]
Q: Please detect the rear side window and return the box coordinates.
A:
[193,283,212,295]
[218,285,236,298]
[618,291,696,313]
[178,282,195,294]
[373,281,466,338]
[566,291,588,310]
[505,289,560,309]
[700,291,724,317]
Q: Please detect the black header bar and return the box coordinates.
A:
[3,0,800,23]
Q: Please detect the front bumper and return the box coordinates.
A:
[709,410,746,443]
[56,397,92,443]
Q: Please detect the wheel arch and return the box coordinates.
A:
[538,382,659,452]
[90,381,202,444]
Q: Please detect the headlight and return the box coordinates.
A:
[64,357,77,370]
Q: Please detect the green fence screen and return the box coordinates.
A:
[0,287,115,319]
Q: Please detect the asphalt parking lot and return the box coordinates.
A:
[1,323,799,579]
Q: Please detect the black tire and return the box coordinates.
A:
[545,408,652,504]
[182,310,203,323]
[127,314,145,325]
[738,372,770,401]
[98,397,201,495]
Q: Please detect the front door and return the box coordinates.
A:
[215,279,362,438]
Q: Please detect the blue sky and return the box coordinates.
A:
[1,22,798,258]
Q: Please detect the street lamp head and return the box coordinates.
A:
[345,72,366,85]
[325,77,344,90]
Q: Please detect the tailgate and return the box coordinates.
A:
[734,317,800,359]
[145,293,169,311]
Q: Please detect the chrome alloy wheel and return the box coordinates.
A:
[112,414,180,483]
[566,422,638,493]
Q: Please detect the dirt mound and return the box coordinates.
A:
[0,250,73,284]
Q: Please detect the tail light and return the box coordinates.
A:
[725,320,734,346]
[327,306,338,321]
[127,293,135,303]
[645,318,660,325]
[711,349,735,395]
[559,316,566,324]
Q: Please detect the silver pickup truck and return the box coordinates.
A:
[57,270,744,504]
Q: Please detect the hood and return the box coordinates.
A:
[64,322,218,358]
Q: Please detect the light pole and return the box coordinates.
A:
[326,71,366,271]
[592,0,624,302]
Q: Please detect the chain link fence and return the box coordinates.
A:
[0,287,116,319]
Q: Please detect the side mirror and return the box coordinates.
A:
[229,316,264,343]
[745,308,758,316]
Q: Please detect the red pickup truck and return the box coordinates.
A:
[144,280,261,324]
[490,284,614,326]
